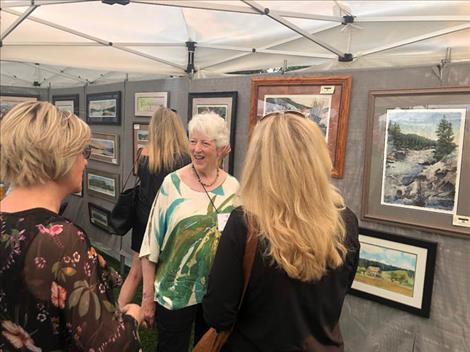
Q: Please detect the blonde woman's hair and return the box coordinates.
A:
[188,112,229,148]
[148,107,189,173]
[1,101,91,187]
[240,112,347,282]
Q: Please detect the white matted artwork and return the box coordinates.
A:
[90,133,119,165]
[133,123,149,174]
[86,169,119,201]
[196,104,228,119]
[263,94,332,139]
[135,92,168,116]
[381,108,466,214]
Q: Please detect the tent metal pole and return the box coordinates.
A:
[356,23,470,58]
[3,42,184,47]
[2,8,187,71]
[21,62,89,84]
[0,5,38,42]
[243,1,346,59]
[356,16,470,23]
[0,72,33,86]
[1,0,95,8]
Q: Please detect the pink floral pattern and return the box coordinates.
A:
[0,210,141,351]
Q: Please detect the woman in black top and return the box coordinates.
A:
[118,108,190,313]
[203,111,360,352]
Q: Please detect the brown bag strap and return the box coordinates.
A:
[237,216,258,310]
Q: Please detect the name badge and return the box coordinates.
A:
[217,213,230,232]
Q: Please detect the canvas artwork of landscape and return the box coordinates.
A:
[381,109,465,213]
[197,104,228,119]
[264,94,331,138]
[355,242,417,297]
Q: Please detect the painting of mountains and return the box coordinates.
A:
[355,242,417,297]
[381,109,465,213]
[264,94,331,138]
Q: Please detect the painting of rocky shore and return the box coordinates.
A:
[381,109,465,213]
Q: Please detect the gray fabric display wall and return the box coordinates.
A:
[1,62,469,352]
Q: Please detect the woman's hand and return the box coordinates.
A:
[121,303,144,327]
[142,295,156,327]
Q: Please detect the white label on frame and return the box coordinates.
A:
[112,158,117,164]
[453,214,470,227]
[134,124,140,129]
[320,86,335,94]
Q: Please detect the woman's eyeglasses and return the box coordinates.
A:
[260,110,306,121]
[82,145,92,160]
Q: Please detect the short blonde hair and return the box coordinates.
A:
[240,112,346,282]
[188,112,229,148]
[0,101,91,187]
[148,107,189,173]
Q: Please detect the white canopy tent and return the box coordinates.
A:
[1,0,469,87]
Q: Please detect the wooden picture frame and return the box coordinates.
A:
[85,169,119,202]
[133,123,149,175]
[86,91,121,125]
[52,94,79,115]
[135,91,168,116]
[1,94,38,118]
[362,87,470,238]
[188,91,238,174]
[90,132,120,165]
[88,202,114,233]
[350,228,437,318]
[249,76,352,178]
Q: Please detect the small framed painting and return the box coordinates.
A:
[135,92,168,117]
[188,91,238,174]
[133,123,149,175]
[1,95,38,118]
[85,169,119,202]
[88,202,114,233]
[86,91,121,125]
[52,94,79,115]
[90,133,119,165]
[350,228,437,318]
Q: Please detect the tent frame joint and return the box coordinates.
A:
[342,15,355,25]
[338,53,353,62]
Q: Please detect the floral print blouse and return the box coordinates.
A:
[0,208,141,351]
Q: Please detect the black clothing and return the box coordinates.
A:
[203,207,360,352]
[132,154,190,252]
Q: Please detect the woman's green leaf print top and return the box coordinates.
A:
[140,171,239,310]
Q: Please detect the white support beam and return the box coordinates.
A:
[1,0,96,7]
[89,71,115,84]
[131,0,342,22]
[356,23,470,58]
[1,5,38,42]
[20,61,89,83]
[356,16,470,23]
[243,0,346,58]
[3,42,184,46]
[1,8,187,71]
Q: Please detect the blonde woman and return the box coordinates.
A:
[203,111,360,352]
[0,102,142,351]
[118,107,190,308]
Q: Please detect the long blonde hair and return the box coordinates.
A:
[240,112,347,282]
[148,107,188,173]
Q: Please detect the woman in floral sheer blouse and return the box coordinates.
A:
[0,102,143,351]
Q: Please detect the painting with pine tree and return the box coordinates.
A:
[381,109,466,213]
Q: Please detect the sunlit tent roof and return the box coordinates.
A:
[1,0,469,87]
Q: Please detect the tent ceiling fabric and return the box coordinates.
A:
[0,0,469,87]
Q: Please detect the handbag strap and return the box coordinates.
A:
[238,216,258,310]
[121,147,143,192]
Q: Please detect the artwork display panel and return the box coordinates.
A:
[363,87,470,238]
[249,76,352,178]
[88,202,114,233]
[86,91,121,125]
[133,123,149,175]
[0,95,38,118]
[350,228,437,318]
[135,92,168,116]
[52,94,79,115]
[90,133,119,165]
[86,169,119,202]
[188,92,238,174]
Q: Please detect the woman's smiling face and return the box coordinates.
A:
[189,130,219,173]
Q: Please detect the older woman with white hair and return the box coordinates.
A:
[140,112,239,352]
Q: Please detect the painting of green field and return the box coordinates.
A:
[355,242,417,297]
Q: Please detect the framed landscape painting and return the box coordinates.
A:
[88,203,114,233]
[52,94,79,115]
[90,133,119,165]
[133,123,149,174]
[86,91,121,125]
[135,92,168,116]
[249,76,352,178]
[86,169,119,202]
[1,95,38,118]
[350,228,437,318]
[362,87,470,237]
[188,91,238,174]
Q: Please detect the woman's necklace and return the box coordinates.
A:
[192,164,219,188]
